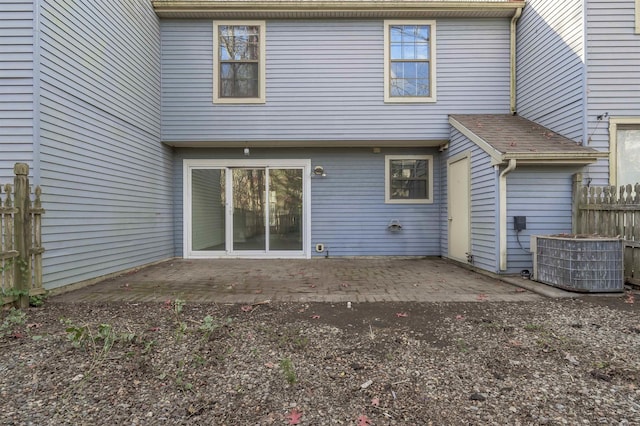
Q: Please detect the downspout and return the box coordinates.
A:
[510,7,523,115]
[499,159,517,271]
[32,0,42,184]
[581,0,588,146]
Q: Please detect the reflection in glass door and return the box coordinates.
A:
[269,169,303,251]
[191,169,226,251]
[232,169,266,251]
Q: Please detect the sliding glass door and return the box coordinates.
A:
[186,160,308,257]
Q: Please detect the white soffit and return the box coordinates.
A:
[152,1,526,19]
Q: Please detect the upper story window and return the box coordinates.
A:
[385,155,434,204]
[213,21,266,104]
[384,20,436,103]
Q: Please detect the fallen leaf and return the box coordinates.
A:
[477,294,488,301]
[395,312,408,318]
[148,327,160,332]
[286,409,303,425]
[341,283,349,288]
[254,289,263,294]
[564,352,579,365]
[310,315,320,319]
[357,414,372,426]
[264,362,275,369]
[240,305,253,312]
[455,315,465,320]
[515,288,527,293]
[309,284,316,288]
[371,397,380,407]
[26,323,42,329]
[360,379,373,389]
[625,293,635,304]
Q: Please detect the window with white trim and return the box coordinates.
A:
[213,21,266,103]
[384,20,436,103]
[385,155,434,204]
[609,118,640,186]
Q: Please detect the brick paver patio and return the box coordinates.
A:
[52,257,548,304]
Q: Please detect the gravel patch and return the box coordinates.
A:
[1,294,639,425]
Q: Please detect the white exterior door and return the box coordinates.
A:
[448,154,471,262]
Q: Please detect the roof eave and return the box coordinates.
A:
[152,1,526,19]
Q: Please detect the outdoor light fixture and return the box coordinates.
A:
[313,166,326,176]
[243,147,250,156]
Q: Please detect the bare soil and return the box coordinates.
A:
[1,293,639,425]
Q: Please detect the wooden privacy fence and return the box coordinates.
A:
[573,173,640,286]
[1,163,45,308]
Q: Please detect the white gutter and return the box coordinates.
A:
[510,7,522,115]
[153,1,527,18]
[499,158,516,271]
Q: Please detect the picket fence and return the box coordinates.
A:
[573,173,640,286]
[1,163,45,307]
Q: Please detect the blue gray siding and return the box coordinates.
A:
[586,0,640,184]
[516,0,585,141]
[505,167,578,273]
[174,148,441,257]
[38,0,173,289]
[0,1,34,180]
[161,18,511,143]
[443,129,498,272]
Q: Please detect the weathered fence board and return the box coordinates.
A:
[573,173,640,286]
[1,164,45,307]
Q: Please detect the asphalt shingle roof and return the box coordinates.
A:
[450,114,608,163]
[449,114,600,156]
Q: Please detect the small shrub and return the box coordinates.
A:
[0,308,26,336]
[280,357,297,384]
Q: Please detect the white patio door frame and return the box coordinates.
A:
[183,159,311,259]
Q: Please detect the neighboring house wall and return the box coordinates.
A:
[586,0,640,185]
[505,167,578,273]
[0,0,34,181]
[516,0,585,142]
[174,148,441,257]
[37,0,173,289]
[161,18,511,143]
[442,129,498,273]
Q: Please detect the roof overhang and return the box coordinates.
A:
[449,115,608,167]
[163,139,447,148]
[152,1,526,19]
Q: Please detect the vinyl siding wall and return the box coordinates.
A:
[443,129,498,273]
[174,148,441,257]
[38,0,173,289]
[586,0,640,184]
[161,18,511,143]
[516,0,585,141]
[505,167,579,273]
[0,1,34,181]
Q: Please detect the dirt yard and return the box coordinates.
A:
[1,294,639,425]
